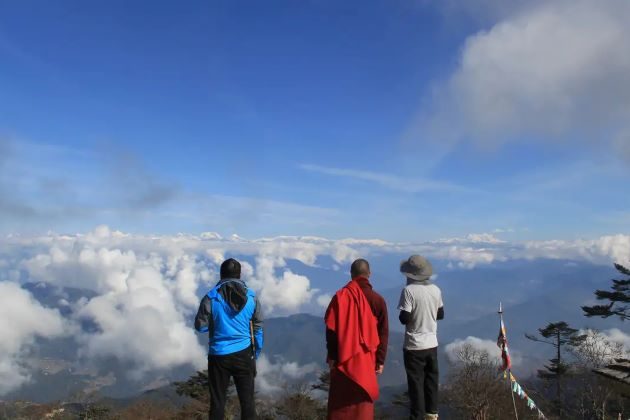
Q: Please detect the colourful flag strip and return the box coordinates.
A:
[497,315,512,371]
[509,372,547,419]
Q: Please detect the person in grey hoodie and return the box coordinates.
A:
[398,255,444,420]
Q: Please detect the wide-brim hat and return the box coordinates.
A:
[400,255,432,281]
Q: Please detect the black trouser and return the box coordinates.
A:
[404,347,439,419]
[208,347,256,420]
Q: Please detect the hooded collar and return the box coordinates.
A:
[218,277,245,285]
[215,278,248,312]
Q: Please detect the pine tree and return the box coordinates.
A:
[275,384,326,420]
[173,370,239,419]
[174,370,209,402]
[582,263,630,321]
[525,321,586,416]
[173,370,210,419]
[310,370,330,393]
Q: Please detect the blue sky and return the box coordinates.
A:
[1,0,629,241]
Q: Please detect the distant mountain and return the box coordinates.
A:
[265,314,407,388]
[21,281,97,317]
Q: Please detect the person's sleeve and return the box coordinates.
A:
[437,289,444,320]
[376,296,389,366]
[325,295,338,363]
[252,297,264,359]
[399,310,412,325]
[398,288,413,312]
[326,328,338,363]
[194,296,212,333]
[437,307,444,320]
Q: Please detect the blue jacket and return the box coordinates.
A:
[194,278,263,358]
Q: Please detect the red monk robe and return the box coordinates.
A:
[325,277,388,420]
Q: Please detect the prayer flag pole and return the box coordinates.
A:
[499,302,519,420]
[497,303,547,419]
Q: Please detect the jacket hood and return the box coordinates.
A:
[217,278,248,313]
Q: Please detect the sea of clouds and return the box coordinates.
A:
[0,226,629,395]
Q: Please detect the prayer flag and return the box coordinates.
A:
[497,317,512,371]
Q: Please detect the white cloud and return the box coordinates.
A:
[445,337,498,363]
[573,329,629,367]
[316,294,333,308]
[248,255,316,313]
[427,244,501,269]
[299,163,465,193]
[74,265,207,378]
[255,355,319,395]
[601,328,630,352]
[0,226,359,385]
[421,0,630,152]
[1,226,630,393]
[0,281,66,395]
[465,233,504,244]
[445,336,522,367]
[437,233,505,245]
[493,228,515,233]
[20,239,211,378]
[522,234,630,264]
[0,139,343,235]
[423,232,630,268]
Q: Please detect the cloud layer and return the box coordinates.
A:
[445,336,522,367]
[299,163,464,193]
[0,226,629,395]
[256,355,319,395]
[421,0,630,154]
[0,282,66,394]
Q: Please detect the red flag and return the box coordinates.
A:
[497,317,512,371]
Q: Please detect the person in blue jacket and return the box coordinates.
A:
[195,258,263,420]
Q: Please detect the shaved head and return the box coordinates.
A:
[350,258,370,278]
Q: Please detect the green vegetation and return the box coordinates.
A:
[583,263,630,321]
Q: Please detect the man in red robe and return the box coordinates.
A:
[325,259,389,420]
